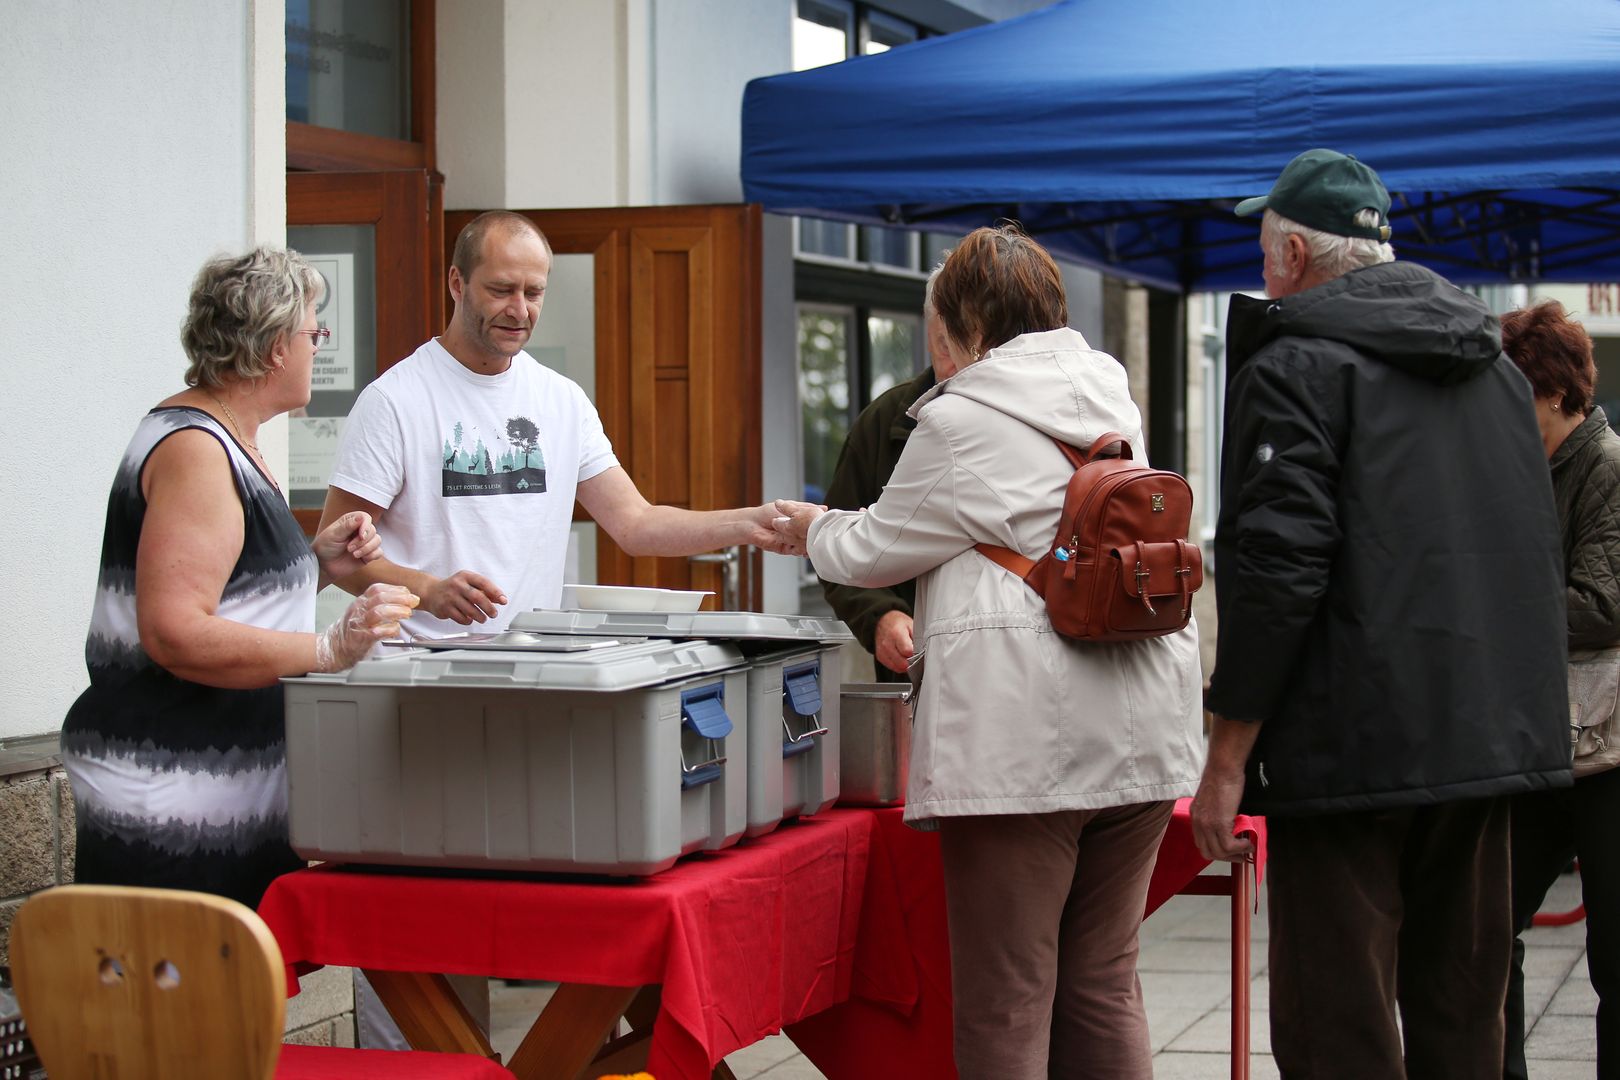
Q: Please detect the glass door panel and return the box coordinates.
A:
[286,223,379,512]
[522,252,598,586]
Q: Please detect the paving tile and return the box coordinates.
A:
[1146,1006,1207,1052]
[725,1033,802,1078]
[1548,974,1599,1016]
[1524,974,1565,1020]
[1164,1007,1271,1055]
[1526,1012,1599,1061]
[1139,934,1268,976]
[1516,1058,1596,1079]
[1142,970,1238,1011]
[755,1055,830,1079]
[489,981,558,1062]
[1149,1051,1280,1079]
[1523,944,1586,980]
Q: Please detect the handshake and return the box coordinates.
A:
[763,499,827,556]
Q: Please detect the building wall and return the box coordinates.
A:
[0,1,335,1034]
[2,3,283,743]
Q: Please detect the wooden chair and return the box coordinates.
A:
[10,885,513,1080]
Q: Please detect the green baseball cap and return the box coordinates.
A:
[1235,149,1392,241]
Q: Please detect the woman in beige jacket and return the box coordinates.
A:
[776,226,1203,1080]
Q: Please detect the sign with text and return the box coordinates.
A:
[308,253,355,391]
[290,416,346,492]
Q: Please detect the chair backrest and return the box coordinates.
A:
[10,884,287,1080]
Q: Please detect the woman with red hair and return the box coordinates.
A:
[1501,300,1620,1080]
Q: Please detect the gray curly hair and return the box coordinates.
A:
[181,246,325,388]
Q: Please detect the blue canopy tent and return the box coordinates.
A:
[741,0,1620,293]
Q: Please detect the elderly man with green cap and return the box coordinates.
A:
[1189,149,1571,1077]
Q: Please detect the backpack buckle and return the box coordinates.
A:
[1135,566,1157,616]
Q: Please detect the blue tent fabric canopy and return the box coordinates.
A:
[741,0,1620,291]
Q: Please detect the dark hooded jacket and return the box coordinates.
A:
[819,368,936,680]
[1551,407,1620,649]
[1205,261,1571,816]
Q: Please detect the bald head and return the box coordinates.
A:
[451,211,552,282]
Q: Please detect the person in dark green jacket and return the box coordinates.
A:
[820,292,959,680]
[1500,300,1620,1080]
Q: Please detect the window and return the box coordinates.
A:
[798,305,855,506]
[286,0,411,140]
[867,313,920,399]
[857,11,918,269]
[796,303,925,505]
[285,0,435,171]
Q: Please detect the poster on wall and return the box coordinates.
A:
[290,416,345,494]
[307,253,355,392]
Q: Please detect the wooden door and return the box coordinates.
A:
[443,205,764,610]
[287,169,441,533]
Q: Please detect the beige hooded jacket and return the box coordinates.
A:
[807,327,1204,826]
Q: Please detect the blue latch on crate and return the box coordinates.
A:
[783,663,822,717]
[680,684,733,739]
[781,662,828,759]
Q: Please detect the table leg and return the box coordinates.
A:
[505,982,640,1080]
[361,969,497,1059]
[1230,861,1252,1080]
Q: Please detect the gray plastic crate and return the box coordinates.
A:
[742,642,842,837]
[511,610,848,837]
[283,638,749,876]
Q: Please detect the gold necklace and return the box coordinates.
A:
[206,391,281,492]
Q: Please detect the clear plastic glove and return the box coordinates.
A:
[314,583,419,672]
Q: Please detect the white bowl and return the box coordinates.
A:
[559,585,712,612]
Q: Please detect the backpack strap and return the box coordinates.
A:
[1083,431,1132,462]
[975,542,1038,580]
[975,433,1131,589]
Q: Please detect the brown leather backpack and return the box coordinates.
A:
[976,432,1203,641]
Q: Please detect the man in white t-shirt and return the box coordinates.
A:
[319,211,807,638]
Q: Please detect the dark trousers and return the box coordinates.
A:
[937,801,1173,1080]
[1505,766,1620,1080]
[1267,798,1512,1080]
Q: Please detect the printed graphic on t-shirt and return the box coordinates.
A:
[441,416,548,497]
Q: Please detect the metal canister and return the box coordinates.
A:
[837,682,912,806]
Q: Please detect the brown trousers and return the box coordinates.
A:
[1266,797,1512,1080]
[937,800,1174,1080]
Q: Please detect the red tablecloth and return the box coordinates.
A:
[259,810,874,1080]
[784,799,1265,1080]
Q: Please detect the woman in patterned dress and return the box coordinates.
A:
[63,246,418,907]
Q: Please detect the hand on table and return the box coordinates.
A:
[421,570,508,625]
[873,610,915,675]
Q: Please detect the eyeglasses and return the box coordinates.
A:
[295,327,332,346]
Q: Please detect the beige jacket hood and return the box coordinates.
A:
[809,327,1204,825]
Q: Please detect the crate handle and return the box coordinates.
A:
[782,715,829,759]
[679,743,727,789]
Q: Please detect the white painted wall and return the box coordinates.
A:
[2,3,283,739]
[438,0,507,211]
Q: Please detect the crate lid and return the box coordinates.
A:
[508,609,852,644]
[286,638,746,691]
